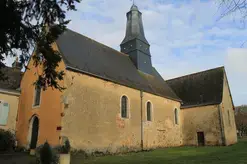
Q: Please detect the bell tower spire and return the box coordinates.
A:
[120,4,153,75]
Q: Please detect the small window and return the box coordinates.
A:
[228,110,231,126]
[0,102,9,125]
[174,108,179,125]
[121,96,128,118]
[147,101,152,121]
[33,85,41,107]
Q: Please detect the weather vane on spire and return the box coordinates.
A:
[131,0,135,5]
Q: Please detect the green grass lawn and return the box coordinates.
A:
[1,139,246,164]
[72,139,247,164]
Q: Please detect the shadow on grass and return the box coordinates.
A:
[73,140,247,164]
[0,152,36,164]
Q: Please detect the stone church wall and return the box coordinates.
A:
[181,105,222,146]
[61,70,182,153]
[220,73,237,145]
[142,92,182,148]
[16,44,64,148]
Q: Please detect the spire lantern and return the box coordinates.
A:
[120,4,153,75]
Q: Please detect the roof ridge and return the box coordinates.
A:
[166,66,225,82]
[66,29,129,57]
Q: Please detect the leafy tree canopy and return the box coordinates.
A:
[0,0,81,91]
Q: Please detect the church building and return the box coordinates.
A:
[16,4,237,153]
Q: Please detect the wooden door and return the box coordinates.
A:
[197,132,205,146]
[30,117,39,149]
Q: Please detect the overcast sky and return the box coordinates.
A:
[65,0,247,106]
[5,0,247,106]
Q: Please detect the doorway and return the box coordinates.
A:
[197,132,205,146]
[30,116,39,149]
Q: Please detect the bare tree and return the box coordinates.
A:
[217,0,247,47]
[218,0,247,19]
[235,105,247,137]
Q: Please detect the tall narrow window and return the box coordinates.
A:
[33,85,41,107]
[147,101,152,121]
[121,96,128,118]
[228,110,231,126]
[175,108,179,125]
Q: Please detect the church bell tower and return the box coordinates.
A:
[120,4,153,75]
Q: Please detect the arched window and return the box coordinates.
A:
[174,108,179,125]
[121,96,128,118]
[147,101,152,121]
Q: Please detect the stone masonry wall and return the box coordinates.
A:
[220,73,237,145]
[16,43,64,148]
[142,92,182,148]
[61,70,182,153]
[182,105,222,146]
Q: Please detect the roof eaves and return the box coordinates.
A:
[181,102,221,109]
[65,66,182,102]
[0,88,20,96]
[121,37,150,46]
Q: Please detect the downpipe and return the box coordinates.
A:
[140,90,144,150]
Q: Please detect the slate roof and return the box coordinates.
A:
[166,67,225,108]
[121,4,149,45]
[56,29,181,102]
[0,67,22,91]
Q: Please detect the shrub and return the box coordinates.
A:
[61,139,71,154]
[0,129,16,152]
[36,141,59,164]
[91,150,105,157]
[71,149,88,159]
[15,146,27,152]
